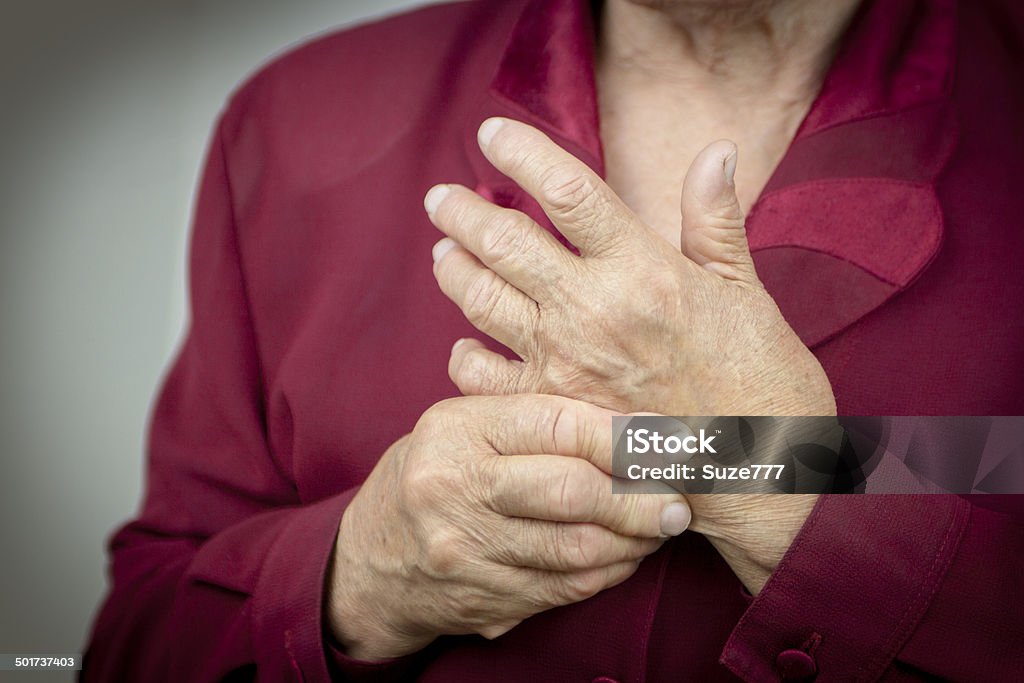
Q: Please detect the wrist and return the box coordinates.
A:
[325,496,433,661]
[689,494,819,595]
[707,537,774,595]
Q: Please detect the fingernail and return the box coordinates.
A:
[659,502,691,537]
[478,118,505,149]
[723,150,737,187]
[450,339,469,371]
[424,185,450,217]
[432,237,457,263]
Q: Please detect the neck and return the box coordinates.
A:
[597,0,862,104]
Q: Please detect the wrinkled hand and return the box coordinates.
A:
[425,117,835,419]
[327,394,691,660]
[424,118,837,593]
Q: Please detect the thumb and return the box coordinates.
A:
[679,140,757,283]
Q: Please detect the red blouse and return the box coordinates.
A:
[83,0,1024,680]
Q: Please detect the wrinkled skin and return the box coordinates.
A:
[327,394,690,660]
[426,117,836,594]
[427,119,834,419]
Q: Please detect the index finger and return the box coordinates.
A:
[487,453,687,539]
[468,394,617,474]
[476,117,645,257]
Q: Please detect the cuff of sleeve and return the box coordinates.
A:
[250,487,360,682]
[720,494,970,682]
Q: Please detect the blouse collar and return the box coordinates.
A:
[469,0,959,349]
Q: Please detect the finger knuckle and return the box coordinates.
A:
[461,349,516,397]
[470,455,500,499]
[703,210,747,232]
[482,467,514,515]
[418,397,461,428]
[412,406,457,450]
[540,165,598,216]
[564,524,605,568]
[400,459,445,504]
[453,349,488,394]
[560,569,605,602]
[552,464,592,518]
[462,273,505,328]
[535,524,563,567]
[618,496,656,537]
[547,402,576,453]
[480,212,529,265]
[401,445,467,506]
[629,270,682,321]
[423,529,463,576]
[695,191,745,225]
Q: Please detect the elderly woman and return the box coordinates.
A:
[84,0,1023,681]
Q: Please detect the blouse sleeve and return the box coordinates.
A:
[719,494,1024,682]
[81,110,418,682]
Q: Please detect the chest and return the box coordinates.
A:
[243,101,1024,499]
[596,84,810,245]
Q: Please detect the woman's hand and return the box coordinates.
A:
[425,118,837,594]
[425,117,835,419]
[326,394,690,660]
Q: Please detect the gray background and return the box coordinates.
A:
[0,1,423,679]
